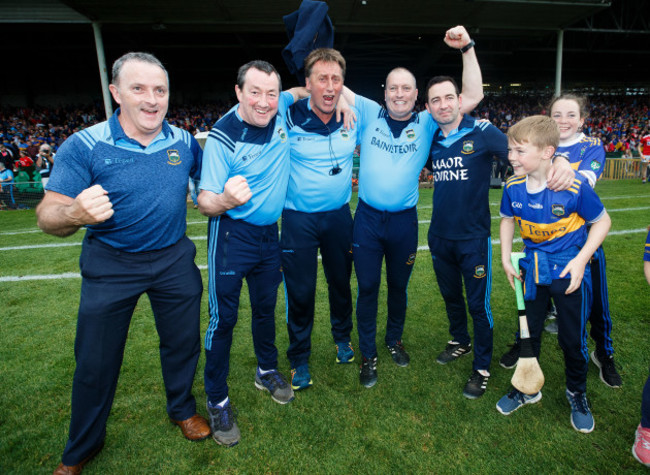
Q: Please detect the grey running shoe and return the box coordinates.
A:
[544,316,558,334]
[255,369,295,404]
[206,400,240,447]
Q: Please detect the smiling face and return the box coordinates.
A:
[425,80,462,129]
[384,68,417,121]
[508,139,554,177]
[551,98,584,142]
[108,59,169,145]
[235,67,280,128]
[306,60,343,123]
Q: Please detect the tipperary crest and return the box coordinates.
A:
[405,128,416,141]
[551,204,565,217]
[474,265,486,278]
[166,149,182,166]
[339,129,350,140]
[406,253,416,266]
[277,127,287,143]
[590,160,601,171]
[461,141,475,154]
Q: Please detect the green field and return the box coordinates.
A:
[1,180,649,473]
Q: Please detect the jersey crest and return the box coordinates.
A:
[461,140,475,154]
[166,149,182,165]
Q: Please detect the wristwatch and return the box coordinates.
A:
[460,40,475,54]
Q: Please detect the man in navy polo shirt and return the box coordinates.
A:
[37,52,209,474]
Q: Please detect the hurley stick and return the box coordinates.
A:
[510,252,545,395]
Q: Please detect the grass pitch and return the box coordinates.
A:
[1,180,649,473]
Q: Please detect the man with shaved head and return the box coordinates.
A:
[340,26,483,387]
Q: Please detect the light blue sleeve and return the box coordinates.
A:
[199,133,233,194]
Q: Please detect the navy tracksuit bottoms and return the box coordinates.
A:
[281,204,353,368]
[204,215,282,404]
[353,199,418,359]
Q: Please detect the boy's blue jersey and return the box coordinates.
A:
[427,114,508,239]
[200,92,294,226]
[284,98,359,213]
[556,133,605,188]
[500,175,606,253]
[645,229,650,262]
[355,95,437,211]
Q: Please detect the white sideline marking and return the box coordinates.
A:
[2,229,647,283]
[414,228,648,251]
[488,194,650,206]
[417,206,650,224]
[0,235,208,252]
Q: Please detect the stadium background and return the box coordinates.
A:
[1,0,648,107]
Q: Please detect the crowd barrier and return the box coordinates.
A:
[1,182,44,210]
[0,158,645,211]
[602,158,647,180]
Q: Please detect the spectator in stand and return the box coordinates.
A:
[36,144,55,189]
[638,129,650,183]
[0,160,15,208]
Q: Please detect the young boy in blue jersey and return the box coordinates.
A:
[497,115,611,434]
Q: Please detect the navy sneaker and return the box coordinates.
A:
[499,341,520,369]
[336,341,355,364]
[360,356,378,388]
[386,341,410,367]
[255,369,295,404]
[496,388,542,415]
[290,364,313,391]
[565,389,595,433]
[436,341,472,364]
[463,370,489,399]
[206,400,240,447]
[590,351,622,388]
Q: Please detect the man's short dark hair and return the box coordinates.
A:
[111,52,168,86]
[237,60,282,91]
[425,75,460,103]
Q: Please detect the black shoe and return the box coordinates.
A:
[386,341,410,367]
[463,370,490,399]
[436,341,472,365]
[360,356,378,388]
[499,341,520,369]
[591,351,622,388]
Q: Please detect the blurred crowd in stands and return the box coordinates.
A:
[1,94,648,177]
